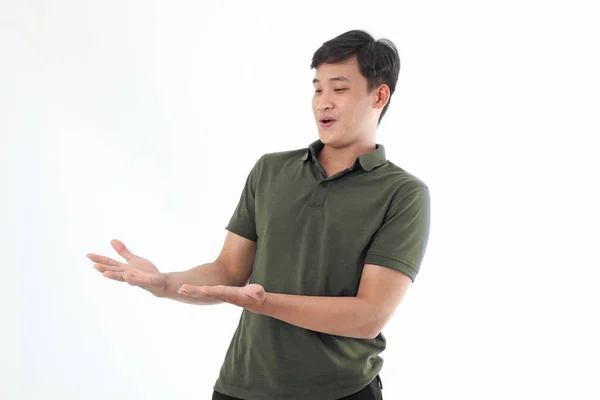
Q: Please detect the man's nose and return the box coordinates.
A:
[317,101,333,112]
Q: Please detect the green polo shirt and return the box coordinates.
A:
[213,139,430,400]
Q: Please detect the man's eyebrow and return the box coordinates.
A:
[312,76,351,84]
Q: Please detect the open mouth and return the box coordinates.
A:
[319,118,337,127]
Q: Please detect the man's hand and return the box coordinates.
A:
[178,283,267,313]
[87,239,169,296]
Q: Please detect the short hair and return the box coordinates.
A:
[311,30,401,124]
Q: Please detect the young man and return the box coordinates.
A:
[88,30,430,400]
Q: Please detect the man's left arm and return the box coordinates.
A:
[259,264,412,339]
[178,265,410,339]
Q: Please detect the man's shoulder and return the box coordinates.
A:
[377,160,429,194]
[256,146,307,168]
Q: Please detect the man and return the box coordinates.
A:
[88,30,430,400]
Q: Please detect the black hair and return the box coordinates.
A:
[311,30,400,124]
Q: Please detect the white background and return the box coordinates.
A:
[1,0,599,399]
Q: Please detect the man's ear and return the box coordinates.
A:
[374,84,391,110]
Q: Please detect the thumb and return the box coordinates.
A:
[111,239,136,262]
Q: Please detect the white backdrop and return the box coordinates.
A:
[1,1,599,399]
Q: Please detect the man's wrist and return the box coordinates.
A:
[153,273,173,297]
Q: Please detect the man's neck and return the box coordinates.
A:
[317,140,377,172]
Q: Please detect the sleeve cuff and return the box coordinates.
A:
[225,222,258,242]
[364,253,418,282]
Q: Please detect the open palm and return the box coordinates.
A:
[87,239,168,295]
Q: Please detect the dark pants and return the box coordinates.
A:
[212,375,383,400]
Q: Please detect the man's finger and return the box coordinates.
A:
[178,284,198,295]
[110,239,136,262]
[178,284,208,297]
[93,263,124,273]
[202,286,240,303]
[103,271,125,282]
[87,253,124,268]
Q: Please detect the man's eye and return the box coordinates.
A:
[314,88,346,94]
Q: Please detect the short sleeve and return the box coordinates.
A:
[225,156,263,242]
[364,184,431,282]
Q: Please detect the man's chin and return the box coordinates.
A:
[317,135,330,146]
[317,129,335,144]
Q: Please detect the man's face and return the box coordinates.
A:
[312,56,378,147]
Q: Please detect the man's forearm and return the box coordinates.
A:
[258,292,377,339]
[158,261,240,305]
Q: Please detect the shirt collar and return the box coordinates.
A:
[300,139,387,171]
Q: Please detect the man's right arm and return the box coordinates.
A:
[157,231,257,305]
